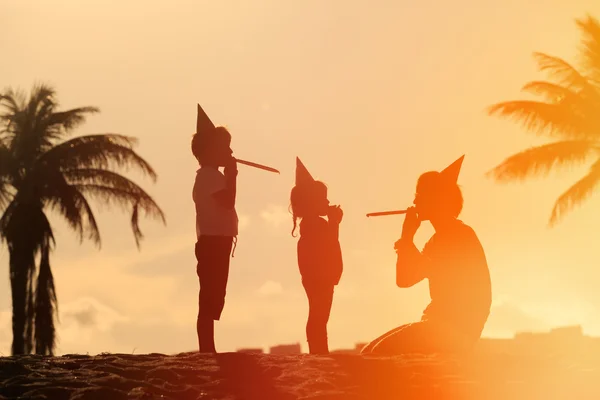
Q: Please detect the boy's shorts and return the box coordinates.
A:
[195,235,233,320]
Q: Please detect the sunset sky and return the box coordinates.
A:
[2,0,600,355]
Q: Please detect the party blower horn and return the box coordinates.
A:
[366,155,465,217]
[196,104,280,174]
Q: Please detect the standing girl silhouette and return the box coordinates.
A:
[290,157,343,354]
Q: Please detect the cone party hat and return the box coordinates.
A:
[295,157,315,186]
[439,155,464,184]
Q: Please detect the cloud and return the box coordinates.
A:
[238,213,251,231]
[257,281,283,297]
[61,297,129,331]
[65,306,97,327]
[260,205,290,229]
[0,297,133,356]
[53,297,131,354]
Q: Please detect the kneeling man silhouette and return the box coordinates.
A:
[362,155,492,355]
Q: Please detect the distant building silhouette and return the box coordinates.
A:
[236,348,264,354]
[515,325,583,340]
[235,326,598,356]
[477,325,596,356]
[330,343,367,354]
[269,343,302,355]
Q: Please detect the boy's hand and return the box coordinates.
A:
[224,156,238,177]
[327,205,343,224]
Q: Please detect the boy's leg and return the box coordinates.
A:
[210,237,233,321]
[197,315,215,353]
[196,236,233,353]
[196,237,214,353]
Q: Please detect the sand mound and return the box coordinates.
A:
[1,350,599,399]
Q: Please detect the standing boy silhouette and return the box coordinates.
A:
[191,104,238,353]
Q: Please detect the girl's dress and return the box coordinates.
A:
[297,215,343,354]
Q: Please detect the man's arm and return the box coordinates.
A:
[395,238,428,288]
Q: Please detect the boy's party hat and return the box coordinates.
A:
[196,104,216,136]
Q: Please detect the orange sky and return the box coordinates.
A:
[2,0,600,355]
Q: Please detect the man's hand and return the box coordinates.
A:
[327,205,343,224]
[401,206,421,241]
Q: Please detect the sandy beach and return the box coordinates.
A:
[1,347,600,400]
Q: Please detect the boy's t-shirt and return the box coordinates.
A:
[193,166,238,238]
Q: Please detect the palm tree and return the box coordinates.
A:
[486,14,600,226]
[0,83,165,355]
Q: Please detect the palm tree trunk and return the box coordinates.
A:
[34,242,57,355]
[9,245,35,355]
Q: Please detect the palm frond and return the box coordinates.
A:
[575,15,600,83]
[40,134,157,181]
[486,140,600,182]
[0,88,26,138]
[59,168,167,247]
[0,87,26,115]
[40,106,100,146]
[74,183,165,248]
[39,173,101,246]
[0,85,57,164]
[549,158,600,226]
[0,144,15,210]
[487,100,590,139]
[520,81,600,134]
[0,84,99,160]
[532,52,592,89]
[521,81,581,103]
[63,168,148,188]
[46,107,100,132]
[0,177,14,214]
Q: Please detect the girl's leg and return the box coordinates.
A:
[303,281,334,354]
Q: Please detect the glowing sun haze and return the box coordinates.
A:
[2,0,600,355]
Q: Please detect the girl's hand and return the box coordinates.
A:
[328,205,343,224]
